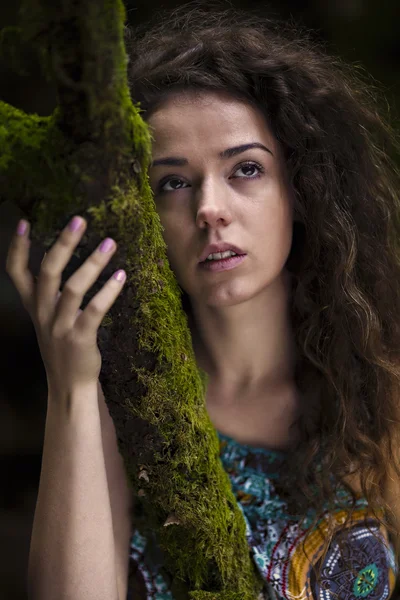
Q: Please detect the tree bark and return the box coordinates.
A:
[0,1,266,598]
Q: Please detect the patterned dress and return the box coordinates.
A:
[127,431,399,600]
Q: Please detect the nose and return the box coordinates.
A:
[195,179,233,230]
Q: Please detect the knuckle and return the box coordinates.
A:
[59,232,74,247]
[5,262,14,277]
[86,301,103,317]
[35,310,49,328]
[39,263,57,279]
[62,281,81,298]
[66,328,88,348]
[92,251,108,267]
[51,323,66,340]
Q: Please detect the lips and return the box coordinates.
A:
[199,242,246,263]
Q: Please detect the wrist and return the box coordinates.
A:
[47,379,99,409]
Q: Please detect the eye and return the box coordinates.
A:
[156,160,265,194]
[157,177,190,194]
[232,161,264,180]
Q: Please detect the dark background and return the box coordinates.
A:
[0,1,399,598]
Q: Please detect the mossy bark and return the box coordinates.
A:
[0,1,267,599]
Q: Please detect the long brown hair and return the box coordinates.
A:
[125,0,400,588]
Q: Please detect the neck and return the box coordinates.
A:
[187,270,298,403]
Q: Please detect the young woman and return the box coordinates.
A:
[6,3,400,600]
[123,4,400,599]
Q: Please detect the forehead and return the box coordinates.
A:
[147,90,276,153]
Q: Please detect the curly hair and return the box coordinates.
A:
[125,0,400,589]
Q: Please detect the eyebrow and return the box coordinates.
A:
[150,142,273,168]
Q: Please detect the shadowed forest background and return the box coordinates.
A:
[0,0,399,598]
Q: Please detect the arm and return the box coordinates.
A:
[27,383,121,600]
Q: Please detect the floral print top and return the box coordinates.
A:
[127,430,398,600]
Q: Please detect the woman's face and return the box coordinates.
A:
[146,90,295,309]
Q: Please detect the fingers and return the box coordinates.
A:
[74,269,126,334]
[53,236,120,333]
[36,216,88,323]
[5,220,35,310]
[6,216,127,338]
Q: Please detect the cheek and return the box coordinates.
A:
[159,211,186,245]
[252,197,293,259]
[258,186,293,229]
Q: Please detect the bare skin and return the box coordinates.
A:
[188,277,303,452]
[205,377,303,452]
[146,89,304,450]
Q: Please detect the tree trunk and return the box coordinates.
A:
[0,1,266,598]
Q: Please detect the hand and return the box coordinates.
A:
[5,216,126,393]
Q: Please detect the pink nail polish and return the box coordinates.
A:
[69,216,83,232]
[17,220,27,236]
[99,238,114,253]
[113,270,126,282]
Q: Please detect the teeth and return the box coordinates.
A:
[206,250,238,261]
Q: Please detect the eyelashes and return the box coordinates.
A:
[156,161,265,194]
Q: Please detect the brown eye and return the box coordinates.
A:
[158,177,189,194]
[232,161,264,179]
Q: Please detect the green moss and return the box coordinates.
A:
[0,102,81,235]
[0,102,51,175]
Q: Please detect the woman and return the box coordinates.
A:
[6,2,400,600]
[124,3,400,599]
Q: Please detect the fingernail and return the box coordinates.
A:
[17,220,28,236]
[99,238,114,253]
[113,269,126,282]
[69,216,83,232]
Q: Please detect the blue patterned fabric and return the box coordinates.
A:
[127,431,398,599]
